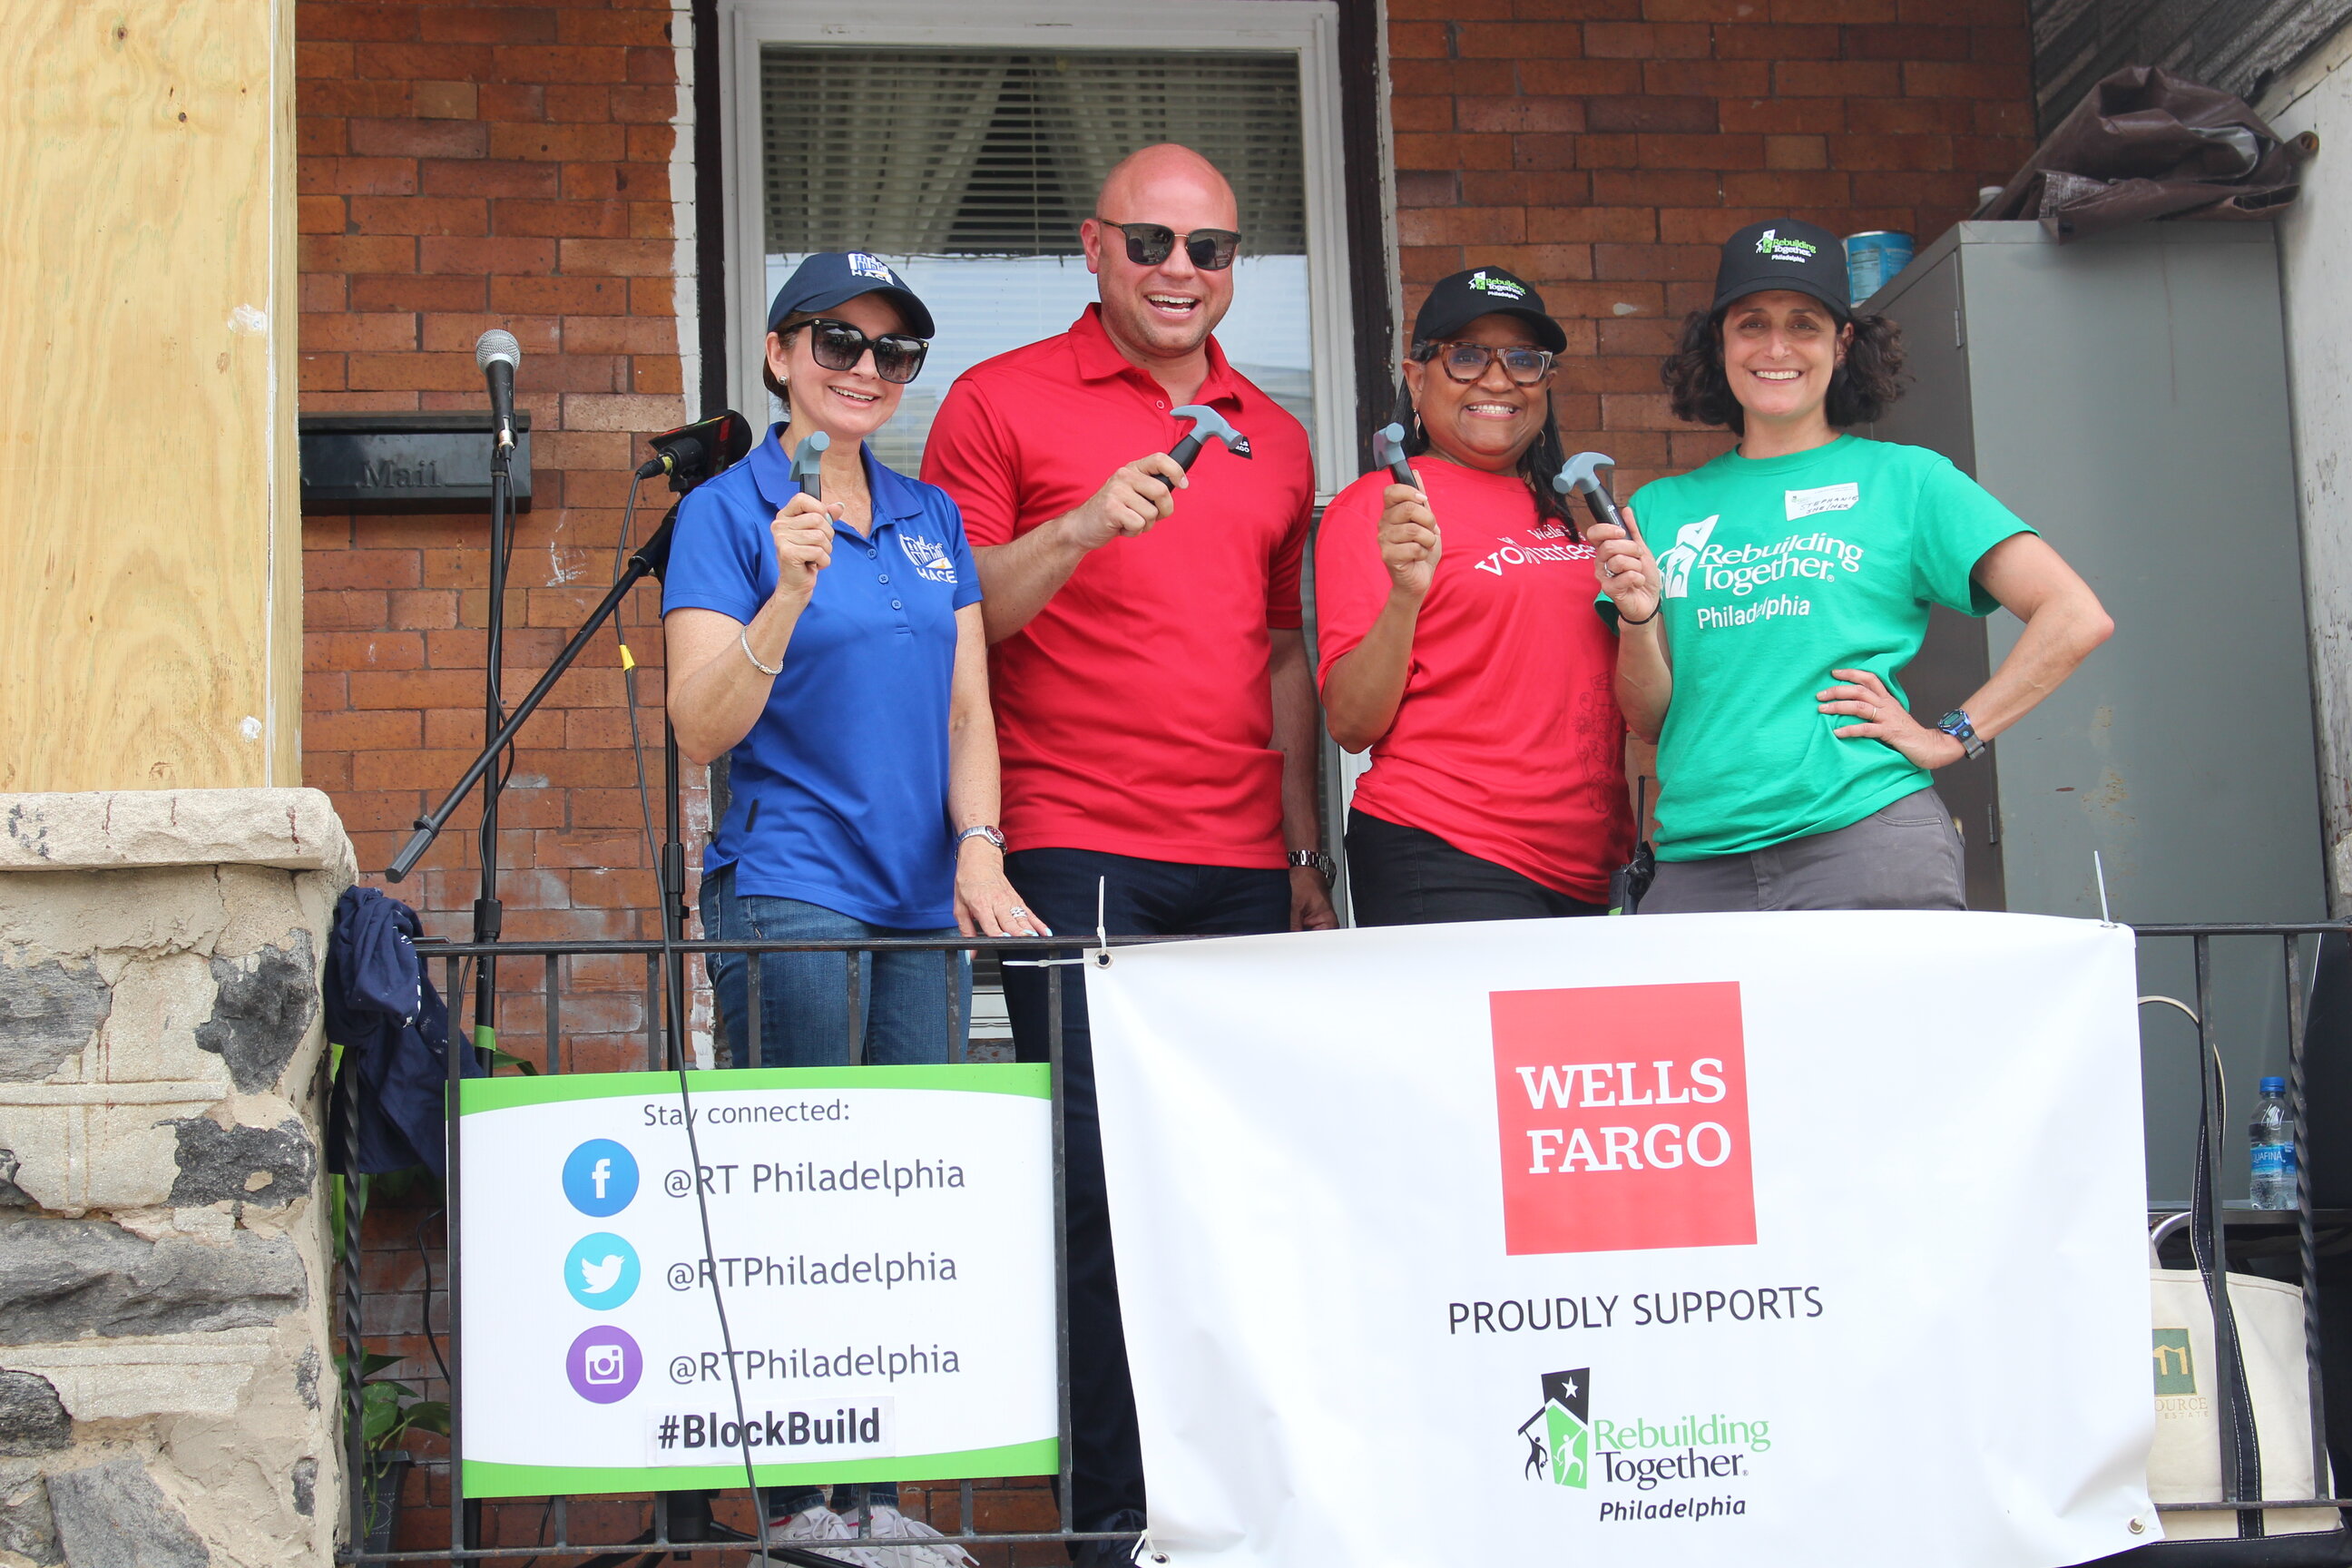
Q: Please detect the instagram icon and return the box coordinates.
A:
[565,1326,642,1404]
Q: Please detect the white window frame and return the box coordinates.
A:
[717,0,1357,493]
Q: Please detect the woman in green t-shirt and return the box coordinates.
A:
[1587,218,2112,913]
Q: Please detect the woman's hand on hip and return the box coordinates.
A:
[1818,668,1965,769]
[1378,483,1441,602]
[955,841,1050,939]
[769,493,839,607]
[1587,505,1661,624]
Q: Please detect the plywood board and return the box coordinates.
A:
[0,0,298,789]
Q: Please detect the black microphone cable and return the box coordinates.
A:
[606,470,779,1565]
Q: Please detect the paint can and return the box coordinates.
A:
[1844,230,1914,306]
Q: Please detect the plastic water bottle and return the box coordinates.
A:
[2249,1076,2298,1210]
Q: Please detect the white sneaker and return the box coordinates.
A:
[758,1504,884,1567]
[854,1504,978,1568]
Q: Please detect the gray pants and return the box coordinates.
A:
[1639,787,1967,914]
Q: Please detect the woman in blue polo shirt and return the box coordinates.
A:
[662,253,1036,1556]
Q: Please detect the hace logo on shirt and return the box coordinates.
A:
[1489,982,1756,1255]
[897,533,957,584]
[1654,516,1719,600]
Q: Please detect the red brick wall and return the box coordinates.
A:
[1388,0,2035,492]
[298,0,691,1073]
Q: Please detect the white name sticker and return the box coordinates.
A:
[1786,482,1858,520]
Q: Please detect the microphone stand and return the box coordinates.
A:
[386,505,696,1059]
[472,432,514,1064]
[394,423,726,1568]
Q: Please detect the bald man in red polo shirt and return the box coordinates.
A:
[922,142,1334,1556]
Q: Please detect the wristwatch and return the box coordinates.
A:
[1288,849,1336,883]
[1936,710,1986,760]
[956,825,1007,852]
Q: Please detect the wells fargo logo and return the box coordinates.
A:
[1489,983,1756,1254]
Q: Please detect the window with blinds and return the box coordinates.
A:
[758,47,1316,473]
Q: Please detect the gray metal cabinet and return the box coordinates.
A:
[1867,220,2327,1199]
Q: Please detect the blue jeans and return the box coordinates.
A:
[698,866,971,1520]
[997,848,1290,1531]
[699,865,971,1069]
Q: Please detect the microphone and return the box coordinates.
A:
[635,410,751,482]
[475,329,521,450]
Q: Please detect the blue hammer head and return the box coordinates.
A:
[1551,450,1628,536]
[1372,422,1416,487]
[1169,405,1251,471]
[790,430,830,502]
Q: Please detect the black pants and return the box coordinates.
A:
[1345,809,1606,926]
[999,848,1291,1531]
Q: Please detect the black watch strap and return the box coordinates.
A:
[1936,709,1985,760]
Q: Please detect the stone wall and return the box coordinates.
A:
[0,791,354,1567]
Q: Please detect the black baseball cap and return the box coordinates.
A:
[766,251,936,338]
[1412,266,1567,354]
[1710,220,1850,320]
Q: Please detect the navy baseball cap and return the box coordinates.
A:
[1412,266,1567,353]
[766,251,936,338]
[1710,220,1850,320]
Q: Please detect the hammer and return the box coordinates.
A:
[1371,422,1420,489]
[1553,450,1636,541]
[790,429,830,502]
[1169,405,1251,471]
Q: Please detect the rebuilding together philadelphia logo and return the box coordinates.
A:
[1518,1367,1769,1521]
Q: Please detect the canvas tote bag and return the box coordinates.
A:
[2103,995,2347,1564]
[2148,1251,2337,1539]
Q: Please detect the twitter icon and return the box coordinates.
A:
[563,1232,642,1310]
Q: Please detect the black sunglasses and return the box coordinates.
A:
[800,318,929,385]
[1095,219,1241,272]
[1421,341,1556,387]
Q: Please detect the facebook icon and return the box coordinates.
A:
[562,1140,639,1218]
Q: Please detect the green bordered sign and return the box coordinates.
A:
[455,1066,1056,1497]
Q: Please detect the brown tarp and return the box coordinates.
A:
[1976,65,2314,241]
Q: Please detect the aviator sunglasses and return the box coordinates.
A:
[799,318,930,384]
[1419,341,1557,387]
[1095,219,1242,271]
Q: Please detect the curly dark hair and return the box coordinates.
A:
[1660,308,1906,434]
[1389,343,1579,534]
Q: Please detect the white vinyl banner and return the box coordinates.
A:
[456,1066,1056,1497]
[1088,912,2157,1568]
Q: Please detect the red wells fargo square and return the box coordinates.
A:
[1490,981,1756,1257]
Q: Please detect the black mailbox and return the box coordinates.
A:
[299,412,534,512]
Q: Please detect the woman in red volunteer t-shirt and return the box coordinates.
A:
[1316,266,1634,924]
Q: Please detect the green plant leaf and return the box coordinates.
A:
[360,1383,406,1447]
